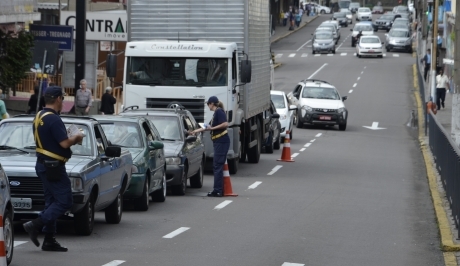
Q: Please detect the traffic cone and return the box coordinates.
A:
[0,215,6,266]
[223,160,238,197]
[277,130,295,162]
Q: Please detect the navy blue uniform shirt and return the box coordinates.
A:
[33,108,72,160]
[210,108,230,143]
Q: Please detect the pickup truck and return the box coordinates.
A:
[0,115,133,236]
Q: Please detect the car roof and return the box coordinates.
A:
[121,107,191,116]
[390,28,409,32]
[6,114,97,126]
[90,115,145,123]
[270,90,286,96]
[361,35,380,39]
[300,79,335,88]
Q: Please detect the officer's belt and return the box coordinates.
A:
[34,112,69,163]
[211,130,228,140]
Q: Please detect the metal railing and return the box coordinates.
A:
[428,111,460,237]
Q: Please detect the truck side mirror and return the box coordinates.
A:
[241,59,252,83]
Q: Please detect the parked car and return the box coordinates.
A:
[0,163,13,265]
[372,13,401,31]
[305,2,331,14]
[350,22,375,47]
[0,115,133,236]
[94,116,166,211]
[356,7,372,21]
[356,35,384,58]
[372,5,384,14]
[271,90,297,140]
[287,79,348,131]
[332,12,349,27]
[340,8,353,24]
[385,28,413,53]
[120,107,207,190]
[263,101,281,153]
[349,2,360,13]
[311,30,336,54]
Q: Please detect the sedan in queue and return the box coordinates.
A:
[332,12,349,27]
[312,31,336,54]
[356,35,384,58]
[385,28,412,53]
[271,90,297,140]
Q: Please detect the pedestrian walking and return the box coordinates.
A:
[74,79,93,116]
[28,86,45,114]
[435,69,449,110]
[295,11,302,27]
[0,89,8,121]
[23,86,84,252]
[283,11,289,26]
[100,86,117,115]
[420,49,431,82]
[191,96,229,197]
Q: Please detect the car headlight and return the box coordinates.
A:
[301,105,313,112]
[386,22,390,25]
[279,114,287,120]
[165,157,181,165]
[69,177,83,193]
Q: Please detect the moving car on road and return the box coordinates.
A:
[356,7,372,21]
[372,13,400,31]
[350,22,374,46]
[312,30,336,54]
[320,21,341,43]
[305,2,331,14]
[356,35,384,58]
[332,12,349,27]
[385,28,413,53]
[340,8,353,24]
[349,2,360,13]
[288,79,348,131]
[271,90,297,141]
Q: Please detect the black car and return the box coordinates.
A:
[263,101,281,153]
[120,107,206,196]
[332,12,348,27]
[372,13,401,31]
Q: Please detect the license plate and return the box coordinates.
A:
[369,50,375,52]
[319,116,331,120]
[12,198,32,209]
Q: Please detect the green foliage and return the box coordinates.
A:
[0,30,34,92]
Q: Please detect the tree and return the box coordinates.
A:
[0,30,34,96]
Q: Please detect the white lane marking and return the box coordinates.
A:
[248,181,262,189]
[301,53,309,57]
[307,63,328,79]
[353,53,357,56]
[361,71,364,74]
[214,200,233,210]
[340,53,347,56]
[267,165,283,175]
[353,83,357,87]
[297,39,312,51]
[310,139,316,142]
[102,261,126,266]
[314,54,320,56]
[289,53,296,57]
[357,77,361,80]
[364,66,367,69]
[300,148,306,151]
[315,133,322,137]
[163,227,190,238]
[304,143,312,147]
[327,54,333,56]
[349,89,353,93]
[383,54,387,57]
[275,54,283,58]
[336,34,350,49]
[291,153,299,158]
[14,241,27,247]
[393,54,399,57]
[282,263,305,266]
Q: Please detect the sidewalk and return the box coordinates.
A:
[270,14,320,44]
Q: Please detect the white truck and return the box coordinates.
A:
[122,0,273,174]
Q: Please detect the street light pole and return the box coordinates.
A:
[430,0,439,101]
[452,0,460,146]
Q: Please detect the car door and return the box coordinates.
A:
[146,120,165,188]
[183,115,200,176]
[94,124,117,205]
[141,120,161,185]
[287,84,302,107]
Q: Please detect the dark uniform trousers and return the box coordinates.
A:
[212,141,230,193]
[35,162,73,234]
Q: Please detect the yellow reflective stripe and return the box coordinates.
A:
[36,148,68,162]
[211,130,228,140]
[34,111,68,162]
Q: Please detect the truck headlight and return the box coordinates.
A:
[69,177,83,192]
[165,157,181,165]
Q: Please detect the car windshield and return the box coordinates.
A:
[354,25,373,31]
[126,57,228,87]
[392,23,408,28]
[389,30,409,37]
[358,8,370,12]
[148,116,182,141]
[315,32,333,39]
[333,12,346,18]
[0,122,92,156]
[101,122,142,148]
[271,94,286,109]
[320,24,335,31]
[361,37,380,43]
[302,87,340,100]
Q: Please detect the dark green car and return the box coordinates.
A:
[93,116,166,211]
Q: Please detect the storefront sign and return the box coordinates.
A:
[30,24,73,51]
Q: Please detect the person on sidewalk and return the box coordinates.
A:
[99,87,117,115]
[295,11,302,27]
[421,49,431,82]
[28,86,45,114]
[283,11,289,26]
[0,89,8,121]
[289,10,295,30]
[74,79,93,116]
[435,69,450,110]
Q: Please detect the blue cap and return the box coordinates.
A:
[44,86,63,98]
[207,96,219,104]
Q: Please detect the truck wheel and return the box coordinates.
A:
[247,119,261,163]
[228,158,239,175]
[4,209,13,265]
[274,133,281,150]
[135,177,150,211]
[190,159,204,188]
[105,191,123,224]
[74,194,95,236]
[152,171,166,202]
[172,167,187,196]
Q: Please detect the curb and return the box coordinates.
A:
[270,15,320,44]
[413,64,460,266]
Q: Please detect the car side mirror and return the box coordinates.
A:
[185,135,197,143]
[149,140,164,150]
[342,96,348,101]
[289,105,298,111]
[105,146,121,158]
[272,113,280,119]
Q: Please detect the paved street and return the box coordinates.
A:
[12,14,444,266]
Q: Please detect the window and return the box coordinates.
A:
[94,125,107,155]
[101,122,142,148]
[271,94,286,109]
[184,117,195,131]
[149,116,182,141]
[142,121,155,141]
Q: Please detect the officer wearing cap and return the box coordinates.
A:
[23,86,83,252]
[192,96,229,197]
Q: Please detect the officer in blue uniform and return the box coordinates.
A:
[23,86,83,252]
[192,96,230,197]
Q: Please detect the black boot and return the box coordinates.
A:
[23,218,44,247]
[42,235,68,252]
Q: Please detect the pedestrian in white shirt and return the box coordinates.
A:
[435,69,450,110]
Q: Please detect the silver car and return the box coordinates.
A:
[312,31,336,54]
[319,22,340,43]
[385,28,412,53]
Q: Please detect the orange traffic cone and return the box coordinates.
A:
[223,160,238,197]
[277,130,295,162]
[0,215,6,266]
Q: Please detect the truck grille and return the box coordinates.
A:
[146,98,205,123]
[9,177,43,195]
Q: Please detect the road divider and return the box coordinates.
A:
[282,263,304,266]
[267,165,283,175]
[349,90,353,93]
[277,130,295,162]
[163,227,190,238]
[13,241,27,247]
[353,83,357,87]
[248,181,262,189]
[291,153,299,158]
[310,139,316,142]
[214,200,233,210]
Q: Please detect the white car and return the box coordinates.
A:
[270,90,297,140]
[340,8,353,24]
[356,35,384,58]
[304,2,331,14]
[350,22,374,47]
[356,7,372,21]
[287,79,348,131]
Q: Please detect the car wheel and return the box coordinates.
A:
[274,133,281,150]
[152,171,167,202]
[4,209,13,265]
[312,50,315,54]
[408,48,413,53]
[296,112,304,128]
[74,193,95,236]
[105,190,123,224]
[172,166,187,196]
[321,10,325,14]
[228,157,239,175]
[339,123,347,131]
[332,49,336,54]
[135,176,150,211]
[351,42,355,47]
[265,133,274,154]
[190,158,205,187]
[378,55,383,58]
[386,28,390,32]
[358,54,362,58]
[290,129,293,140]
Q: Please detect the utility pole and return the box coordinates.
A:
[430,0,439,101]
[452,0,460,147]
[74,0,86,96]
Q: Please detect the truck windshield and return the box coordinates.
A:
[126,57,228,86]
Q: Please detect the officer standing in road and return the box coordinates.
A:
[192,96,229,197]
[23,86,83,252]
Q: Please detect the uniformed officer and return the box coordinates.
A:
[192,96,230,197]
[23,86,83,252]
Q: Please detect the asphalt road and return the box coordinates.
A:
[11,15,444,266]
